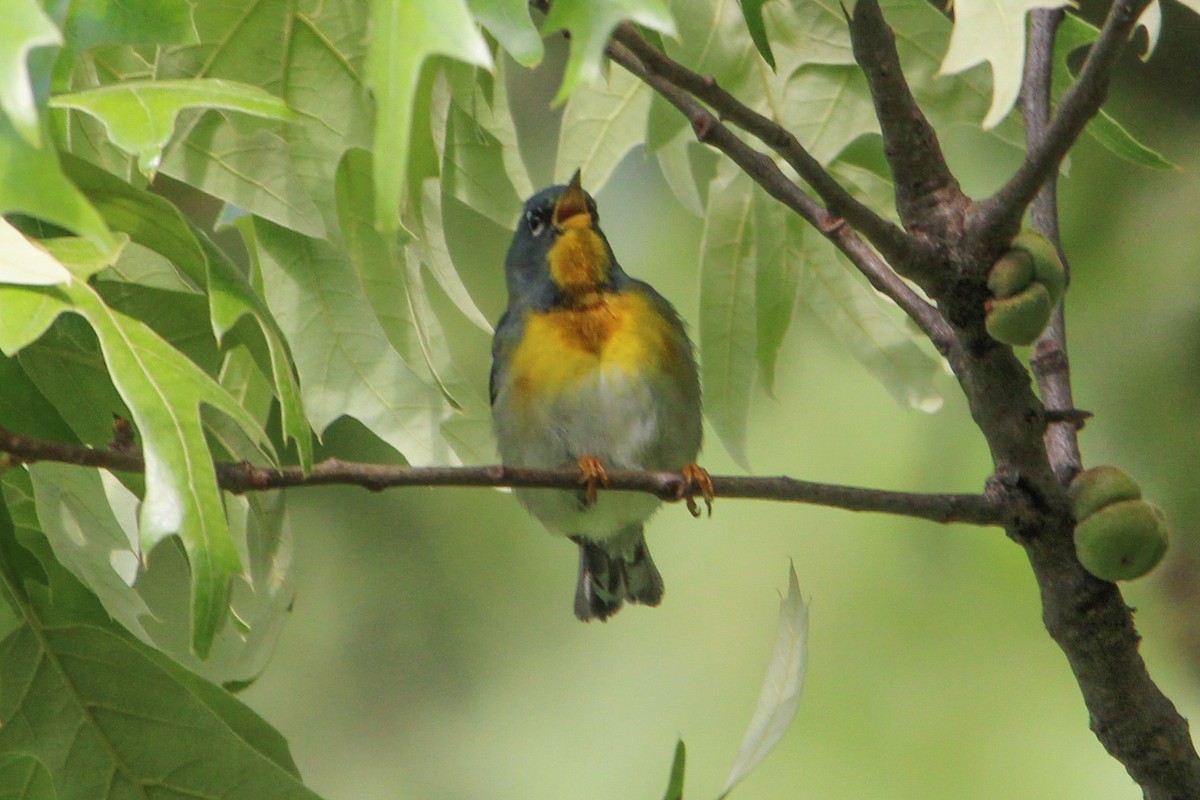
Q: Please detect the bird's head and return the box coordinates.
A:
[504,170,618,308]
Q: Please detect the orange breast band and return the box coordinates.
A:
[508,290,682,403]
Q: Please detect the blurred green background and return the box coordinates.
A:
[239,8,1200,799]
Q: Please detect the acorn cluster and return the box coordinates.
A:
[984,230,1067,346]
[1069,466,1169,582]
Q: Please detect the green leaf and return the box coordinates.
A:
[193,228,313,472]
[554,64,652,191]
[0,500,321,799]
[100,241,201,293]
[0,285,69,355]
[23,464,151,640]
[937,0,1071,128]
[656,132,705,217]
[438,67,528,229]
[0,624,325,797]
[51,78,293,176]
[250,218,457,465]
[410,183,495,463]
[0,353,75,441]
[764,0,854,70]
[413,176,493,335]
[660,740,686,800]
[156,0,371,236]
[136,490,296,691]
[0,217,70,285]
[467,0,543,66]
[781,64,878,164]
[1053,14,1174,170]
[482,58,534,199]
[161,111,327,238]
[543,0,676,104]
[699,171,757,468]
[59,275,267,646]
[802,237,943,413]
[335,151,491,463]
[0,0,60,147]
[366,0,492,231]
[657,738,686,800]
[648,0,750,148]
[0,118,116,253]
[60,153,204,274]
[720,562,809,798]
[787,0,1025,145]
[63,155,313,471]
[739,0,777,69]
[1081,104,1174,170]
[753,192,803,396]
[52,47,152,180]
[63,0,197,50]
[39,233,128,281]
[0,278,272,657]
[0,752,53,799]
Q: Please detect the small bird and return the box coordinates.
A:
[490,170,709,621]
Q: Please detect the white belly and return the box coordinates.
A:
[493,365,670,538]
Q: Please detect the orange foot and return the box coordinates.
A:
[681,464,714,518]
[578,455,609,507]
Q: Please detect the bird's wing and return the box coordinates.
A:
[489,307,518,406]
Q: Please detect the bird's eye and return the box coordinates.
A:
[527,208,549,236]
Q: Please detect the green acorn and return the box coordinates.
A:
[1012,230,1066,304]
[984,229,1066,346]
[985,283,1053,346]
[1068,466,1143,522]
[988,249,1035,299]
[1073,500,1169,582]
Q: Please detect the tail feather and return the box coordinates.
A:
[571,527,664,622]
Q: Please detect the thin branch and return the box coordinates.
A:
[1021,9,1083,485]
[975,0,1155,240]
[604,38,959,356]
[609,22,924,272]
[0,427,1008,526]
[847,0,968,259]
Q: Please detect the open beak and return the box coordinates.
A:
[552,169,590,228]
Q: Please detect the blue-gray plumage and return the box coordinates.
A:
[490,171,704,621]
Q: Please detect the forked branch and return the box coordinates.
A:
[974,0,1157,241]
[602,38,958,355]
[609,22,924,272]
[847,0,968,267]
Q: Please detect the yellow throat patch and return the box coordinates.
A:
[548,213,609,295]
[509,289,683,404]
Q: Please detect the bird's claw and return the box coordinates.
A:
[578,456,609,507]
[680,464,714,518]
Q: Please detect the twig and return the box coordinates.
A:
[847,0,968,270]
[0,426,1008,526]
[610,22,923,272]
[604,38,958,356]
[1021,9,1083,485]
[974,0,1156,241]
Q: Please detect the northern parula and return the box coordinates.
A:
[490,170,707,621]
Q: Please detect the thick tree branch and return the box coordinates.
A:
[0,426,1007,526]
[1007,13,1200,797]
[847,0,968,271]
[603,38,958,356]
[973,0,1155,241]
[609,22,924,272]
